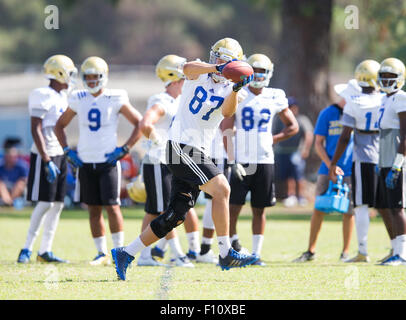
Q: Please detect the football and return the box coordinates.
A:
[222,60,254,83]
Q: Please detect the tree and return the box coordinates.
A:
[272,0,333,121]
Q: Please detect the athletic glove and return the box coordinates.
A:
[44,160,60,183]
[233,74,254,92]
[385,167,401,189]
[386,153,404,189]
[215,59,237,73]
[230,162,246,181]
[64,147,83,168]
[105,145,130,164]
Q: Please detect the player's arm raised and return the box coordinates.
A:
[139,104,165,144]
[272,107,299,144]
[183,61,218,80]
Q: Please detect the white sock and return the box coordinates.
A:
[24,201,52,251]
[168,237,184,258]
[354,205,369,255]
[391,238,397,251]
[203,199,215,229]
[156,238,169,251]
[111,231,124,248]
[140,246,152,259]
[201,236,214,245]
[397,234,406,259]
[93,236,108,255]
[186,231,200,253]
[38,202,63,255]
[217,235,231,258]
[252,234,264,256]
[125,237,146,257]
[231,234,239,242]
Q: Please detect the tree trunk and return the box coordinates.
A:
[273,0,333,123]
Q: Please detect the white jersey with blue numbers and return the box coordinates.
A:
[169,73,233,153]
[144,92,179,164]
[234,87,288,164]
[28,86,68,156]
[378,90,406,168]
[68,89,129,163]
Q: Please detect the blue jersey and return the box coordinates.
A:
[314,104,353,176]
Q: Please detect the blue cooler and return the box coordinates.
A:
[315,175,350,214]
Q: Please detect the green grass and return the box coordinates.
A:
[1,204,405,300]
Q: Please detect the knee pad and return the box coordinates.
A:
[150,192,195,238]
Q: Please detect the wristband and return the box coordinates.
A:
[393,153,405,169]
[63,146,70,154]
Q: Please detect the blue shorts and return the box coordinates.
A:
[274,153,305,181]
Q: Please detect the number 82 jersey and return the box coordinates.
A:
[234,87,288,164]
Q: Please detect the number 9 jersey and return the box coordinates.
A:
[234,87,288,164]
[68,89,129,163]
[169,73,233,153]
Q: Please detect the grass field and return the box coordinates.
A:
[1,203,406,300]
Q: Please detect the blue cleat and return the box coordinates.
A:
[186,250,198,261]
[151,246,165,261]
[380,254,406,266]
[17,249,32,263]
[251,256,266,266]
[111,247,134,281]
[219,248,259,271]
[37,251,68,263]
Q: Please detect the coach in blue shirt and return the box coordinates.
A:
[293,101,355,263]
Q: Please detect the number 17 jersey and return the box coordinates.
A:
[169,73,233,153]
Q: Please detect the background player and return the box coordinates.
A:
[17,55,77,263]
[222,53,298,265]
[329,60,394,263]
[112,38,258,280]
[375,58,406,266]
[138,54,198,267]
[54,56,142,265]
[293,93,355,263]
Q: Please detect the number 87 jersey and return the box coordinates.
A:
[234,86,288,164]
[169,73,233,153]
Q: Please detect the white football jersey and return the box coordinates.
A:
[342,92,384,131]
[378,90,406,168]
[379,90,406,130]
[234,87,288,164]
[210,127,227,160]
[28,86,68,156]
[169,73,233,153]
[144,92,179,164]
[68,89,129,163]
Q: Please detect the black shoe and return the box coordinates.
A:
[292,251,315,263]
[231,239,242,252]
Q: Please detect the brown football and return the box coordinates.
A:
[222,61,254,83]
